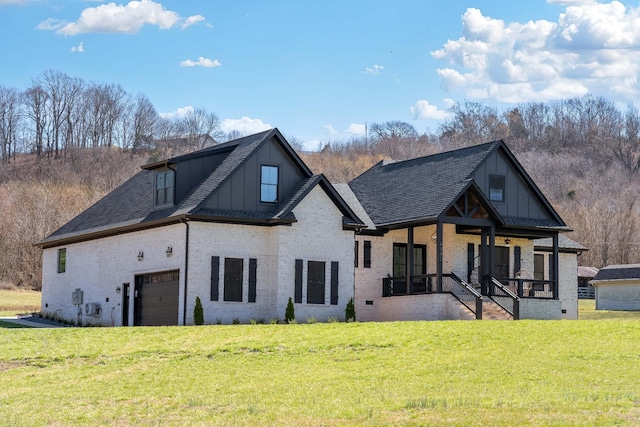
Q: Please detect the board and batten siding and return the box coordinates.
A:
[201,136,306,213]
[472,149,552,221]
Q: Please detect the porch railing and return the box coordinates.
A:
[496,278,555,299]
[490,277,519,320]
[382,274,436,297]
[444,273,483,320]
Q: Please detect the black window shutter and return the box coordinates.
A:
[248,258,257,303]
[294,259,303,303]
[354,241,359,268]
[467,243,474,283]
[548,254,556,283]
[514,246,521,275]
[364,240,371,268]
[330,261,339,305]
[210,256,219,301]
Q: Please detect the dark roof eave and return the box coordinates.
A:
[187,214,296,227]
[36,215,188,249]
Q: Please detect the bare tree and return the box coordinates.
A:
[0,85,22,163]
[178,107,223,149]
[132,94,157,153]
[22,82,49,161]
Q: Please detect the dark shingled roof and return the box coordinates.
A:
[348,141,500,226]
[593,264,640,281]
[534,235,587,252]
[39,129,361,247]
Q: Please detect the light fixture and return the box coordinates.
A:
[137,251,144,261]
[116,286,121,294]
[504,238,511,245]
[431,232,438,243]
[166,246,173,257]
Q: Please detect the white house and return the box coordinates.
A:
[38,129,581,325]
[590,264,640,311]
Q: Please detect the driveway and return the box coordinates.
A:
[0,316,64,328]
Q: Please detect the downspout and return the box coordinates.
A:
[182,217,190,326]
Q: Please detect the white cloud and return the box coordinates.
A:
[323,124,337,135]
[345,123,366,135]
[45,0,182,35]
[71,41,85,53]
[159,105,194,120]
[442,98,455,109]
[411,100,450,120]
[220,117,272,135]
[180,57,221,68]
[364,65,384,75]
[36,18,66,31]
[181,14,204,29]
[431,2,640,103]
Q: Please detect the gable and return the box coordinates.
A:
[173,149,231,203]
[201,135,308,213]
[470,147,558,224]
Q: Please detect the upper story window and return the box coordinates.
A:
[260,165,279,203]
[489,175,505,202]
[57,248,66,273]
[155,170,175,207]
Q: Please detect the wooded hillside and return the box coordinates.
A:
[2,70,639,288]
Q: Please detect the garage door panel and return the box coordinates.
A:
[135,270,179,326]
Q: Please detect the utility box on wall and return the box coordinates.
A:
[72,289,83,306]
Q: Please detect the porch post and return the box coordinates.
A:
[489,226,495,296]
[553,232,560,300]
[407,226,414,294]
[480,229,487,295]
[436,221,443,293]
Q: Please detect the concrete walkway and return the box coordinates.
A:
[0,316,62,328]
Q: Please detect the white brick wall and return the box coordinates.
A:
[41,185,356,326]
[41,224,186,326]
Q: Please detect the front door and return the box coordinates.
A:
[393,243,427,294]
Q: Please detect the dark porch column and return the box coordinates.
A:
[489,226,495,296]
[480,229,487,295]
[436,221,443,293]
[407,226,414,294]
[553,232,560,300]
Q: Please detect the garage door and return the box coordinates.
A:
[134,270,180,326]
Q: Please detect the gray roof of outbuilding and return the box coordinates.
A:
[39,129,337,246]
[348,141,501,226]
[592,264,640,281]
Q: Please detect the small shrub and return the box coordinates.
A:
[327,316,339,323]
[216,318,222,325]
[307,317,317,324]
[256,318,265,324]
[285,297,295,324]
[249,318,257,325]
[288,319,297,324]
[345,298,356,322]
[269,318,279,325]
[232,318,240,325]
[193,296,204,325]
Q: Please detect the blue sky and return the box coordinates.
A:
[2,0,640,149]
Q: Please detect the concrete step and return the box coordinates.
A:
[482,299,513,320]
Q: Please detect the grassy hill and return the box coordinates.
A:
[1,320,638,425]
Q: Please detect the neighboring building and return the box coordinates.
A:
[38,130,581,325]
[591,265,640,311]
[577,266,598,299]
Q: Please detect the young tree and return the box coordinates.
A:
[285,297,295,323]
[193,296,204,325]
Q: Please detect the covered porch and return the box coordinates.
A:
[378,184,561,320]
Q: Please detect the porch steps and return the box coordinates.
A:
[482,299,513,320]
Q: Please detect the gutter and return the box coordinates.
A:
[182,217,190,326]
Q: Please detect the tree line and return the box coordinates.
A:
[2,69,640,288]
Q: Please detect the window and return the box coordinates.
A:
[155,170,175,207]
[260,165,278,203]
[57,248,66,273]
[224,258,243,302]
[307,261,325,304]
[392,243,427,293]
[495,246,510,279]
[363,240,371,268]
[534,254,545,281]
[489,175,505,202]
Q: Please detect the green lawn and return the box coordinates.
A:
[578,299,640,320]
[1,321,639,426]
[0,288,40,317]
